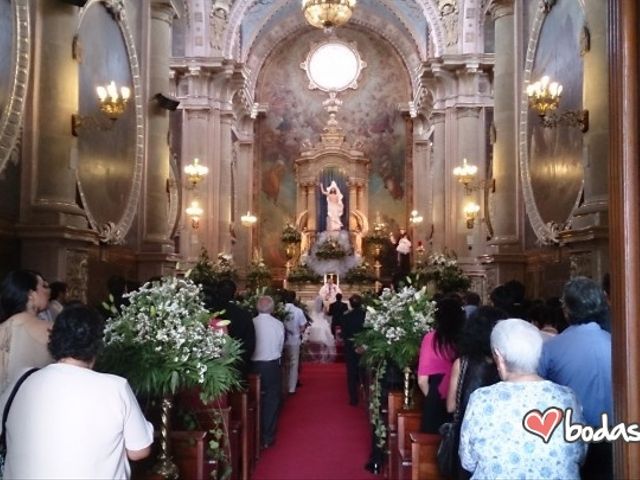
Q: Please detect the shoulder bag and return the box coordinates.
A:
[437,357,468,477]
[0,368,39,475]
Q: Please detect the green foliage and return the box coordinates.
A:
[315,238,349,260]
[363,229,390,246]
[412,249,471,293]
[187,248,238,286]
[178,408,232,480]
[343,261,377,284]
[286,264,322,283]
[246,258,272,289]
[281,223,302,244]
[98,277,242,403]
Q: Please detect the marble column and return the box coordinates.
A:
[19,1,97,300]
[429,111,446,251]
[456,107,483,256]
[235,137,255,271]
[138,1,179,280]
[481,0,526,286]
[558,0,610,281]
[487,0,518,248]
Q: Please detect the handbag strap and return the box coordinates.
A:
[452,357,468,423]
[1,368,39,444]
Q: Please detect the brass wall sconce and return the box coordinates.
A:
[527,75,589,132]
[183,158,209,188]
[463,202,480,229]
[240,211,258,227]
[409,210,423,225]
[72,80,131,136]
[452,158,495,195]
[453,158,478,193]
[185,200,204,230]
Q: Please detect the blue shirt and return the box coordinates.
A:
[538,322,612,427]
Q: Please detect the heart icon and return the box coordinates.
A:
[523,407,564,443]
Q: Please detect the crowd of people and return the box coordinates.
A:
[0,267,614,479]
[415,277,613,480]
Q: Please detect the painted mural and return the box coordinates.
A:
[527,0,585,227]
[257,28,411,267]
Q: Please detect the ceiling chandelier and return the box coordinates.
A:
[302,0,356,30]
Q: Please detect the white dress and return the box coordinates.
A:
[304,297,336,362]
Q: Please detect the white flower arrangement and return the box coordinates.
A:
[100,277,241,401]
[360,285,436,360]
[426,251,458,267]
[354,283,436,448]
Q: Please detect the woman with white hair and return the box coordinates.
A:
[459,318,587,479]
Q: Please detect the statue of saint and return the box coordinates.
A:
[319,181,344,232]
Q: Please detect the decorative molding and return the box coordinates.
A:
[75,0,144,244]
[65,249,89,303]
[518,0,582,245]
[0,0,30,176]
[456,106,482,118]
[150,2,177,25]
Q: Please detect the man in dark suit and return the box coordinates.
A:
[212,279,256,382]
[327,293,349,339]
[341,294,366,406]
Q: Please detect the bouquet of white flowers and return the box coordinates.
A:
[356,285,436,369]
[99,277,241,401]
[413,249,470,293]
[355,283,436,447]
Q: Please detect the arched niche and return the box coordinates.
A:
[0,0,30,175]
[74,0,143,244]
[519,0,586,244]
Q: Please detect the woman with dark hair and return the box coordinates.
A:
[417,297,465,433]
[0,270,53,393]
[1,304,153,479]
[444,306,507,479]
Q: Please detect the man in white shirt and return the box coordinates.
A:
[319,275,341,305]
[251,296,285,449]
[283,290,307,394]
[2,304,153,479]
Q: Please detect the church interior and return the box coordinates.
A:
[1,0,640,477]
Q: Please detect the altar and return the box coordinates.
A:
[293,98,371,261]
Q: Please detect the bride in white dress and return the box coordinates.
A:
[304,296,336,362]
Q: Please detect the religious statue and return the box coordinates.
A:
[319,181,344,232]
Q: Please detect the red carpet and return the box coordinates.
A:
[252,363,379,480]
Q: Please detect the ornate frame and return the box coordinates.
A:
[300,38,367,93]
[518,0,584,244]
[0,0,30,175]
[74,0,144,244]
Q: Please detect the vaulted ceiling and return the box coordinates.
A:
[221,0,454,93]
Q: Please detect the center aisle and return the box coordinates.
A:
[252,362,379,480]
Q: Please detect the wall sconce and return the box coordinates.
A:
[185,200,204,230]
[526,75,589,132]
[240,211,258,227]
[71,80,131,136]
[463,202,480,229]
[409,210,423,225]
[184,158,209,188]
[96,81,131,119]
[452,159,495,195]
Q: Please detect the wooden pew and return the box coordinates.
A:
[386,391,405,480]
[171,430,217,480]
[230,390,253,480]
[248,373,261,463]
[410,433,443,480]
[396,410,422,480]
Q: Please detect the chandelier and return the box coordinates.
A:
[302,0,356,29]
